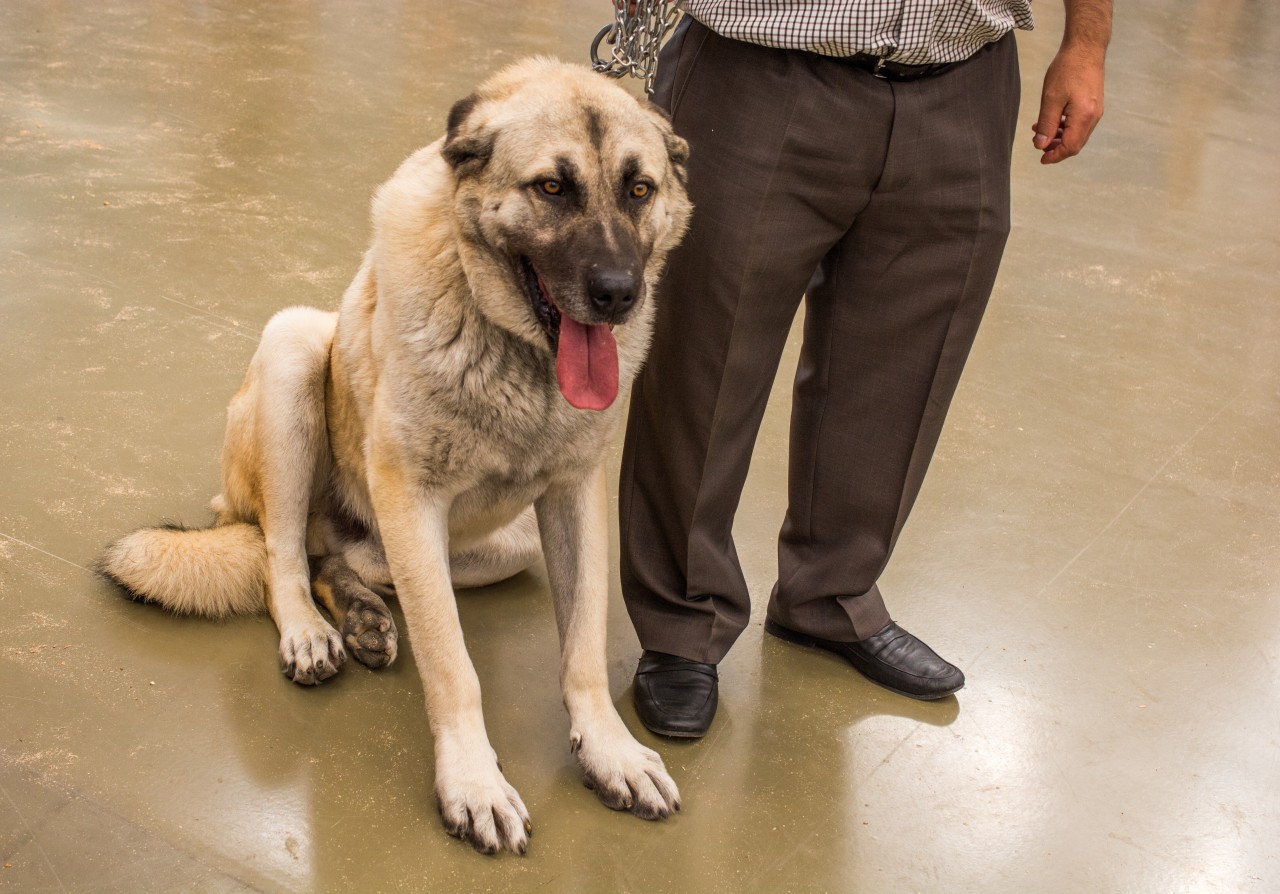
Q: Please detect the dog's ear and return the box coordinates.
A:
[643,102,689,185]
[664,131,690,170]
[442,93,494,175]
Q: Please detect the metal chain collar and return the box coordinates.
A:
[590,0,682,94]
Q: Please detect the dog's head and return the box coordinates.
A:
[441,58,691,411]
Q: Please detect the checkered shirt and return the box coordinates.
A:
[677,0,1035,65]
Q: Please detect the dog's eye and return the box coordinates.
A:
[630,182,651,200]
[540,180,563,196]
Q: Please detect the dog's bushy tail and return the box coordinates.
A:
[97,522,268,618]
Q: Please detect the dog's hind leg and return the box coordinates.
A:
[233,307,346,685]
[450,507,541,589]
[311,554,398,668]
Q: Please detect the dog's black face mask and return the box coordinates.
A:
[500,156,653,410]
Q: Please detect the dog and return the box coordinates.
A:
[98,58,692,855]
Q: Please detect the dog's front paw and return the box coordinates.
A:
[571,724,681,820]
[434,746,532,855]
[278,620,346,685]
[342,598,398,669]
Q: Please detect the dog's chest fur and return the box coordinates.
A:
[329,290,628,544]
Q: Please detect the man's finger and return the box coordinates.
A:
[1033,103,1065,150]
[1044,101,1102,164]
[1039,142,1072,165]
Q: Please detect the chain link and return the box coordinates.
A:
[590,1,682,94]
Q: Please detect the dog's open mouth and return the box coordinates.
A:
[519,257,619,411]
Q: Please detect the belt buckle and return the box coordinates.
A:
[872,56,889,79]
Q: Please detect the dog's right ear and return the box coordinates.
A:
[442,94,494,175]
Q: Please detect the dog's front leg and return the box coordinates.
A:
[536,463,681,820]
[369,454,531,855]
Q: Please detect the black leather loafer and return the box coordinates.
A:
[765,619,964,700]
[632,651,719,738]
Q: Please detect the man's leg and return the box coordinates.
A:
[620,21,893,665]
[767,35,1022,695]
[620,21,898,734]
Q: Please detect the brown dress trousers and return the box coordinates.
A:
[619,18,1021,664]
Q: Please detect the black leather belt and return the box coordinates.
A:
[843,39,998,82]
[843,53,962,81]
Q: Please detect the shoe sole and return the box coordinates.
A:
[640,724,707,739]
[764,619,964,701]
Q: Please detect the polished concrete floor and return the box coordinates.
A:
[2,0,1278,891]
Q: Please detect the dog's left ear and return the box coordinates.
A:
[643,102,689,184]
[442,93,495,175]
[664,131,690,170]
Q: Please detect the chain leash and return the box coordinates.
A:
[590,1,682,94]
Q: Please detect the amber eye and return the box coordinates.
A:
[630,182,651,199]
[540,180,563,196]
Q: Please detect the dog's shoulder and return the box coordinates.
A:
[371,140,454,254]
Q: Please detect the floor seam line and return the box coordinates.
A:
[966,387,1245,671]
[0,532,92,574]
[156,294,259,342]
[0,777,69,894]
[1027,388,1242,600]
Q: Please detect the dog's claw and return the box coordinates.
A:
[435,750,531,856]
[573,725,681,821]
[278,621,346,685]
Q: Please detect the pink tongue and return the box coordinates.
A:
[556,316,619,410]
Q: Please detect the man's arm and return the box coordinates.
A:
[1032,0,1112,164]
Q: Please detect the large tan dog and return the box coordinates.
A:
[99,58,691,855]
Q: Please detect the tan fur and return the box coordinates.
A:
[100,59,692,855]
[98,523,266,618]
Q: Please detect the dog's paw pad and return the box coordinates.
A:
[342,599,398,669]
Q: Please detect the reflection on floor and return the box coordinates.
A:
[2,0,1278,890]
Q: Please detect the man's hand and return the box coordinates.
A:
[1032,0,1111,164]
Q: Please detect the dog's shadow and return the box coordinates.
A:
[207,568,577,849]
[213,566,562,757]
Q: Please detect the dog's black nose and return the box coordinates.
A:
[587,269,640,317]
